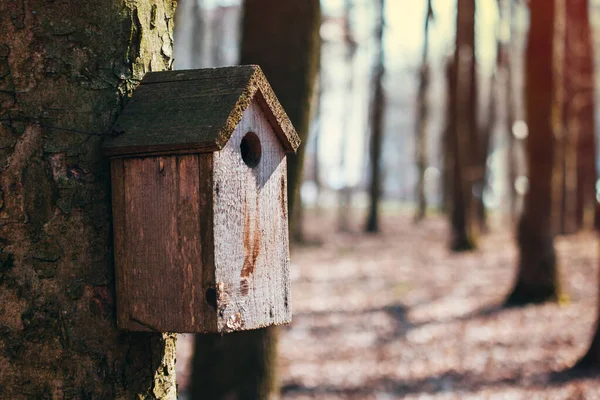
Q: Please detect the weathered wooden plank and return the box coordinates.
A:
[212,99,291,333]
[103,65,300,157]
[111,158,130,329]
[114,154,216,332]
[142,65,256,85]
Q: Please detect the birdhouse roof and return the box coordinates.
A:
[103,65,300,157]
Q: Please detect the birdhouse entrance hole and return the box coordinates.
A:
[240,132,262,168]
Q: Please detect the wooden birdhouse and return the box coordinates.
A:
[103,65,299,333]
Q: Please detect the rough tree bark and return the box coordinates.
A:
[414,0,434,223]
[365,0,386,233]
[0,0,177,398]
[504,0,560,306]
[190,1,321,399]
[449,0,478,251]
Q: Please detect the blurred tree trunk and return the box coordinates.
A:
[414,0,434,223]
[553,1,581,234]
[555,0,596,234]
[338,0,357,232]
[174,0,204,69]
[191,0,204,67]
[313,70,324,216]
[191,1,320,399]
[567,0,597,231]
[442,56,456,216]
[365,0,386,233]
[504,0,560,306]
[476,55,498,233]
[501,0,518,222]
[449,0,478,251]
[571,0,600,369]
[0,0,177,398]
[211,6,226,67]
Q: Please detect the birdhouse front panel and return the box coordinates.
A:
[212,99,291,333]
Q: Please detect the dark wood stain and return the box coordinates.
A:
[240,278,250,296]
[111,155,217,332]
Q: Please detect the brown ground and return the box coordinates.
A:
[178,211,600,399]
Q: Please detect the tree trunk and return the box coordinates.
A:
[504,0,559,306]
[501,0,518,222]
[449,0,478,251]
[365,0,386,233]
[338,0,356,232]
[566,0,597,232]
[191,0,205,68]
[476,55,498,234]
[190,1,320,398]
[554,0,584,235]
[414,0,434,223]
[0,1,177,398]
[442,56,456,216]
[570,0,600,369]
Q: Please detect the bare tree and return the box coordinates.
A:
[338,0,358,232]
[414,0,434,223]
[567,0,597,231]
[568,0,600,369]
[365,0,386,233]
[449,0,478,251]
[504,0,560,306]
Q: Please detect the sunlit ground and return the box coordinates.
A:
[278,209,600,399]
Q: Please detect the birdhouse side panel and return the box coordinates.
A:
[212,99,291,333]
[111,154,217,332]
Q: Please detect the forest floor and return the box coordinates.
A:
[177,210,600,399]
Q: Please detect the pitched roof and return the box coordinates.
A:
[103,65,300,157]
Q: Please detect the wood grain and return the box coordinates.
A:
[212,99,292,333]
[111,154,217,332]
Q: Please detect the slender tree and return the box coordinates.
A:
[365,0,386,233]
[174,0,204,69]
[191,0,205,68]
[0,0,177,398]
[504,0,560,305]
[338,0,357,232]
[449,0,478,251]
[414,0,434,222]
[501,0,519,221]
[190,1,321,398]
[442,55,456,216]
[476,34,500,233]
